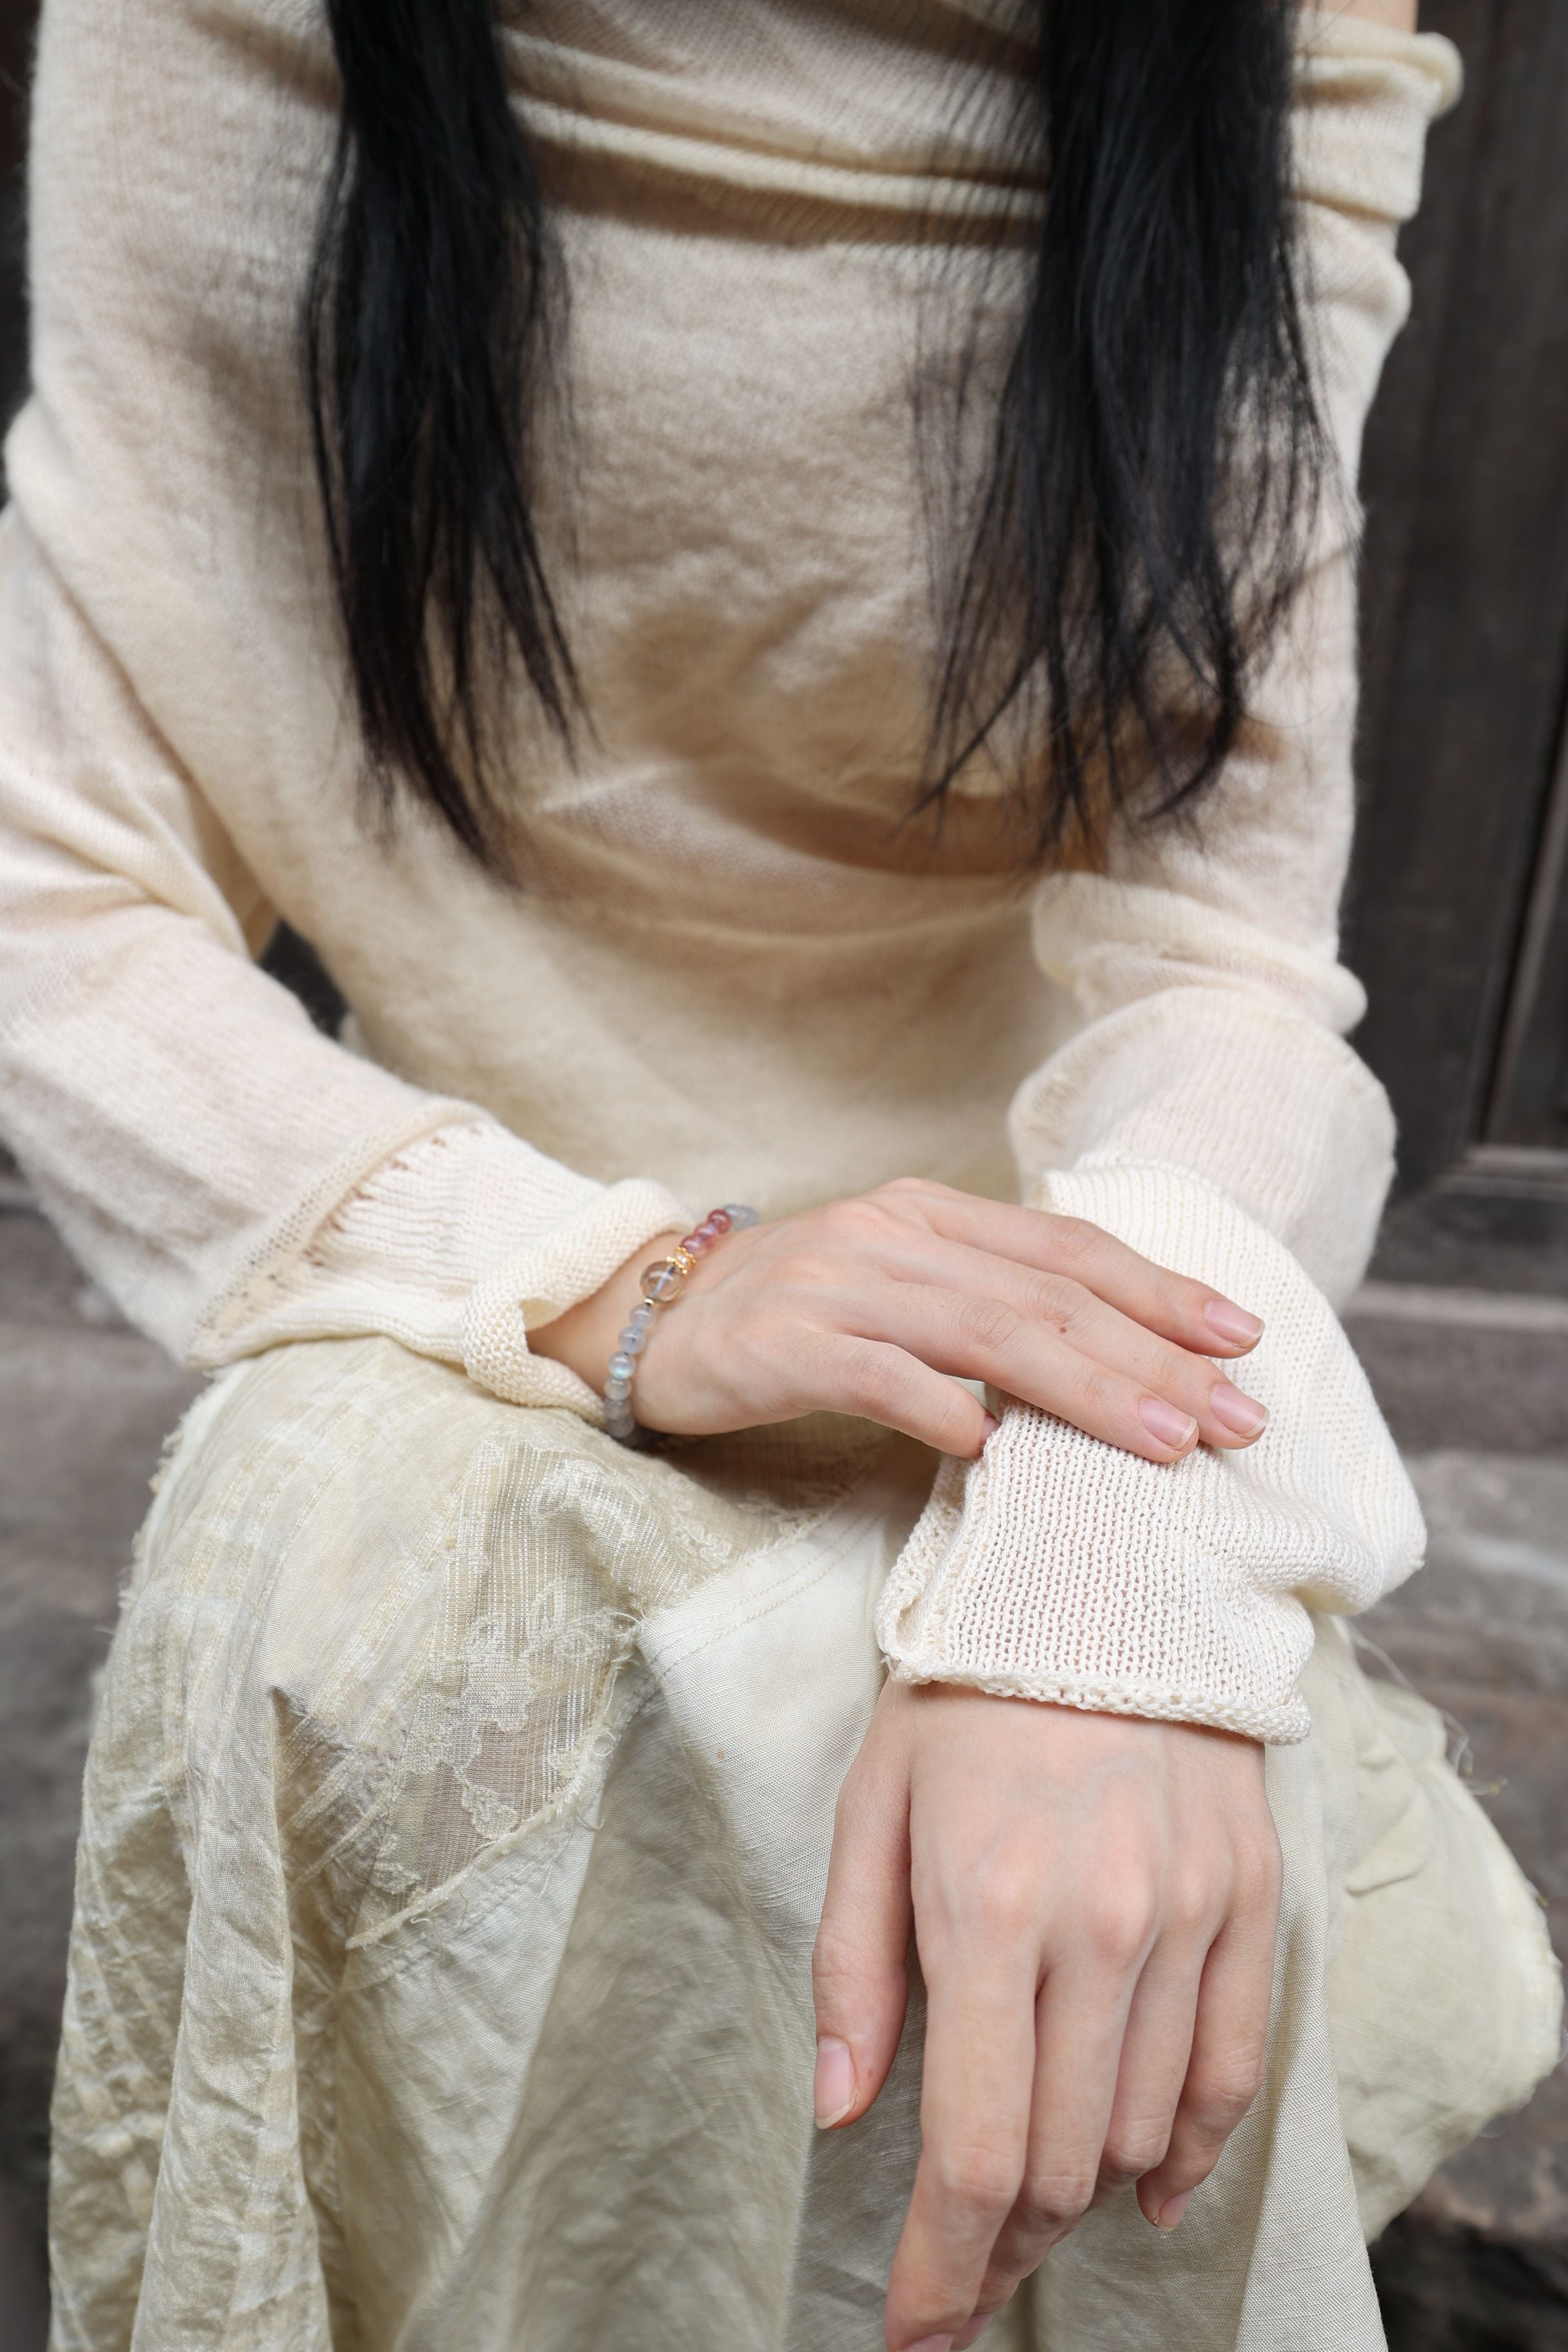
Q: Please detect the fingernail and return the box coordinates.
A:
[1207,1381,1268,1438]
[980,1411,999,1443]
[1157,2189,1194,2231]
[1204,1298,1263,1346]
[1138,1396,1198,1451]
[814,2036,856,2128]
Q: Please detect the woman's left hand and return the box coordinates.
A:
[811,1680,1282,2350]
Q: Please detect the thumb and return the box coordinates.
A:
[811,1738,913,2130]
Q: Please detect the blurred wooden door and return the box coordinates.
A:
[1346,0,1568,1288]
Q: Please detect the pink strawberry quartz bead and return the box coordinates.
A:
[678,1204,758,1257]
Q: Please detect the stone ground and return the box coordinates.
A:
[1,1200,1565,2347]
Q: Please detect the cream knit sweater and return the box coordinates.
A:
[0,0,1458,1741]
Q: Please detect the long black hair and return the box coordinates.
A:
[304,0,1321,872]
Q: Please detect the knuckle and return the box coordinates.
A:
[1167,1865,1220,1939]
[1020,1269,1084,1334]
[873,1175,946,1206]
[1083,1886,1159,1968]
[1100,2124,1171,2184]
[1017,2166,1097,2231]
[963,1854,1041,1946]
[757,1251,839,1326]
[955,1293,1020,1357]
[932,2146,1020,2222]
[1039,1213,1102,1276]
[1188,2054,1267,2140]
[816,1196,894,1251]
[936,1393,985,1456]
[839,1344,903,1418]
[776,1246,839,1295]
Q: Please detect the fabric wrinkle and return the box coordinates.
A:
[48,1338,1561,2349]
[17,3,1558,2344]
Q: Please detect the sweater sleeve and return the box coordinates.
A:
[876,14,1462,1743]
[0,506,687,1414]
[0,0,689,1411]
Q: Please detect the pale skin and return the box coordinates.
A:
[534,1186,1279,2345]
[533,15,1414,2346]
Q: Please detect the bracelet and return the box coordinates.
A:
[603,1204,759,1446]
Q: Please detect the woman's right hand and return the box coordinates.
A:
[814,1678,1282,2349]
[531,1177,1267,1464]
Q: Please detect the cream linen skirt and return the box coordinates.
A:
[48,1336,1560,2352]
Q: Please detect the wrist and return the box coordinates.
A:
[529,1228,687,1391]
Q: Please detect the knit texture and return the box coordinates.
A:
[462,1173,690,1415]
[877,1166,1426,1742]
[243,1120,689,1414]
[48,1335,1558,2348]
[0,0,1458,1740]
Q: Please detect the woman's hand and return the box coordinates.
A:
[813,1683,1282,2351]
[531,1177,1267,1465]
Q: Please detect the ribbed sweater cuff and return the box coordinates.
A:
[210,1117,689,1419]
[876,1164,1426,1744]
[462,1176,691,1415]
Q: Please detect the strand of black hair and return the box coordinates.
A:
[303,0,578,868]
[304,0,1324,876]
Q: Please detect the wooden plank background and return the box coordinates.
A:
[1348,0,1568,1280]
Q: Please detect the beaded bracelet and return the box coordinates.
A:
[603,1204,760,1445]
